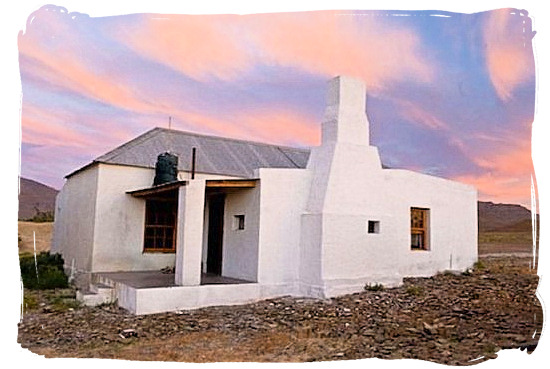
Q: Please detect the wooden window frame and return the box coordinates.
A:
[410,207,429,251]
[143,197,178,253]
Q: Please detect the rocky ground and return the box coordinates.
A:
[18,256,542,364]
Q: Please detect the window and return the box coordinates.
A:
[367,220,380,234]
[143,197,177,252]
[233,214,245,230]
[411,207,429,250]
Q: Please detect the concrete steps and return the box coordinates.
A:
[76,283,115,306]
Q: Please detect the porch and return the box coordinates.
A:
[83,270,279,315]
[94,270,252,289]
[125,178,260,287]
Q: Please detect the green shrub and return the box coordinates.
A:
[19,252,68,290]
[406,285,424,296]
[473,260,486,271]
[28,210,54,222]
[49,295,81,312]
[22,294,39,312]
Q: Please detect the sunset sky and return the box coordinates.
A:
[18,5,537,207]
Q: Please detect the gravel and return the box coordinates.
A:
[18,256,542,364]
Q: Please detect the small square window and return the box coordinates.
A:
[367,220,380,234]
[233,215,245,230]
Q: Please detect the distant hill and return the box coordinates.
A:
[478,201,537,232]
[18,177,59,220]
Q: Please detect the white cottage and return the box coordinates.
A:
[52,76,478,314]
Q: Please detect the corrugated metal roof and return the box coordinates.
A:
[73,128,311,178]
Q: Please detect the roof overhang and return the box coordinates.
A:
[126,180,187,198]
[205,179,259,188]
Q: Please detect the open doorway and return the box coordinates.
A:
[206,193,225,275]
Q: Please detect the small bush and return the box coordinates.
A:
[22,294,39,312]
[473,260,486,271]
[365,283,384,291]
[49,295,81,312]
[28,210,54,223]
[406,285,424,296]
[19,252,68,290]
[483,342,498,355]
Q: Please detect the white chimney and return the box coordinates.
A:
[321,75,370,146]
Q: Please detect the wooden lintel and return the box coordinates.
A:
[205,179,258,188]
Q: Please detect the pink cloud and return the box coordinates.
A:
[21,105,95,149]
[106,11,434,89]
[19,8,436,158]
[107,14,251,81]
[18,8,163,115]
[483,9,535,101]
[473,134,533,177]
[21,102,142,158]
[247,11,434,91]
[238,108,320,146]
[454,173,532,208]
[392,98,449,130]
[23,117,90,149]
[170,107,319,147]
[452,124,534,207]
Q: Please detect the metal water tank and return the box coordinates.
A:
[153,152,178,185]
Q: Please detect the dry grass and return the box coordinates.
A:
[18,221,53,254]
[31,330,348,362]
[478,231,535,245]
[478,231,538,256]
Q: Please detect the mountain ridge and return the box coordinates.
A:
[18,177,58,220]
[478,201,536,233]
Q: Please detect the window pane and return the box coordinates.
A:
[144,197,177,252]
[411,233,424,249]
[411,207,429,250]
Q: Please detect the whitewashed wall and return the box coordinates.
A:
[52,165,99,275]
[91,164,175,272]
[222,187,261,281]
[300,76,478,297]
[55,162,243,274]
[256,168,311,285]
[385,170,478,276]
[317,162,478,296]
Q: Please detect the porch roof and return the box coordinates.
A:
[126,180,187,198]
[205,179,259,188]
